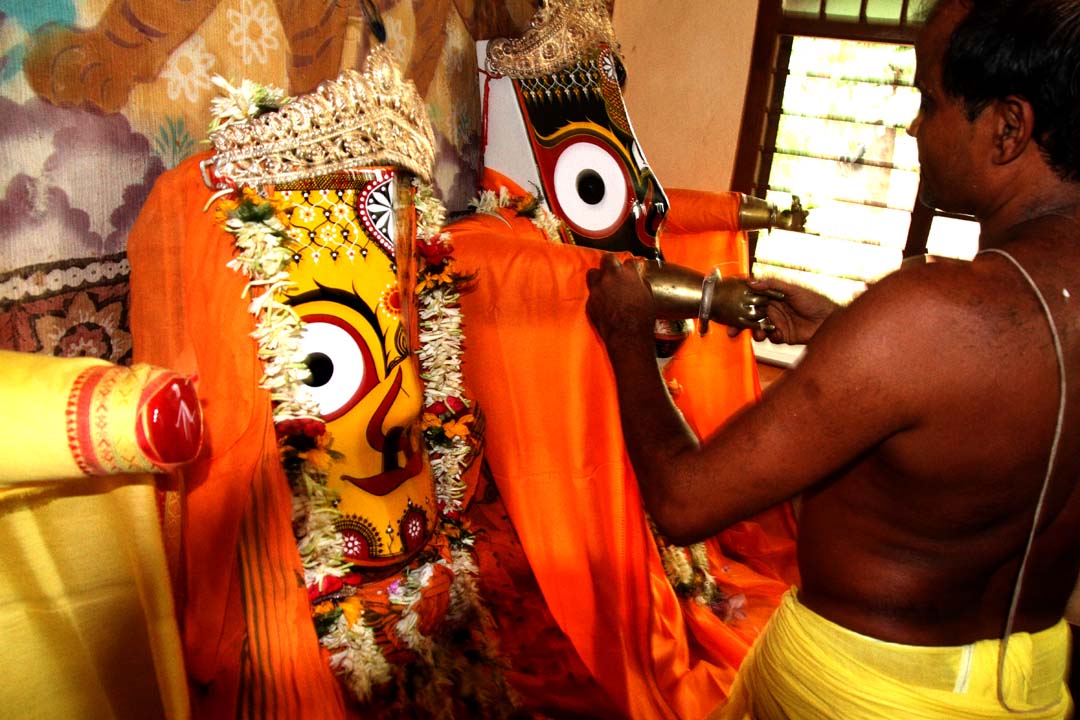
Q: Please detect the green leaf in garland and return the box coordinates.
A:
[313,606,344,637]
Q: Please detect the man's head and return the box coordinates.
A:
[911,0,1080,213]
[916,0,1080,187]
[946,0,1080,183]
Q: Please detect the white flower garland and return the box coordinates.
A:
[414,179,447,242]
[209,75,291,134]
[689,540,719,604]
[219,191,323,424]
[658,535,726,608]
[323,613,394,700]
[389,563,438,663]
[660,543,694,588]
[414,179,482,518]
[470,185,565,244]
[291,465,352,589]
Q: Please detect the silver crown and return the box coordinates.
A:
[210,45,435,187]
[484,0,620,80]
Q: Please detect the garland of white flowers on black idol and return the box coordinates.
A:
[209,78,512,712]
[470,184,566,243]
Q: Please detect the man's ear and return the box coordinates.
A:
[991,95,1034,165]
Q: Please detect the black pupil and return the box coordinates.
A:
[304,352,334,387]
[577,170,605,205]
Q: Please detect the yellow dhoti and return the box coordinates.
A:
[716,590,1073,720]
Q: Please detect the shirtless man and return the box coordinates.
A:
[585,0,1079,715]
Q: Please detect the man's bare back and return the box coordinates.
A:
[587,0,1078,711]
[795,212,1080,645]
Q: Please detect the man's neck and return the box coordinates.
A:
[976,178,1080,249]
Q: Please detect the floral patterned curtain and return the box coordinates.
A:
[0,0,538,364]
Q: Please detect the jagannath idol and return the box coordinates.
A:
[473,0,804,355]
[128,45,515,718]
[439,0,803,717]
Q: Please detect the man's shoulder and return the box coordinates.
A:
[799,258,995,390]
[887,254,979,294]
[840,259,979,334]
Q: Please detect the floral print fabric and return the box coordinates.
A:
[0,0,538,361]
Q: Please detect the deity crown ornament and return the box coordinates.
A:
[484,0,620,79]
[209,45,436,187]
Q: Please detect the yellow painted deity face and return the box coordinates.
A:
[278,169,434,570]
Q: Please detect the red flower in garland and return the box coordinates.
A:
[425,396,467,418]
[417,237,454,266]
[276,417,326,440]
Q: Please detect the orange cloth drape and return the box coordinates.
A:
[661,189,801,589]
[128,153,349,719]
[449,175,797,719]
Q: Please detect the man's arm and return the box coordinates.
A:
[585,254,931,545]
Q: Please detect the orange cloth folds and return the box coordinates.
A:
[660,188,800,588]
[451,183,797,718]
[129,152,347,719]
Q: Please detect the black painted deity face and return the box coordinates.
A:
[513,46,669,260]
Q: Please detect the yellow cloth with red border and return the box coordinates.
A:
[0,351,199,482]
[449,171,798,719]
[129,153,350,719]
[716,590,1072,719]
[0,353,190,719]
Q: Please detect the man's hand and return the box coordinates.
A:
[585,254,656,349]
[729,277,838,344]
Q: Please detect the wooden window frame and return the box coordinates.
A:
[732,0,941,260]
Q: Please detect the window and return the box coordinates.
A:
[733,0,980,365]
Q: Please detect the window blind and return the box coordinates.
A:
[752,36,921,304]
[782,0,914,24]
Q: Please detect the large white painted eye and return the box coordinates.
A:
[552,140,630,236]
[298,314,377,421]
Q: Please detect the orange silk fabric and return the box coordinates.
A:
[128,153,349,719]
[662,189,801,590]
[449,176,798,719]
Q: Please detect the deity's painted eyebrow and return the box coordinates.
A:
[287,284,381,333]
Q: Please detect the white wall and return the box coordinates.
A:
[613,1,760,192]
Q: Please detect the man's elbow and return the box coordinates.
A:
[647,492,715,547]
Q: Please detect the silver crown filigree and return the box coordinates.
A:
[210,45,435,187]
[484,0,620,79]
